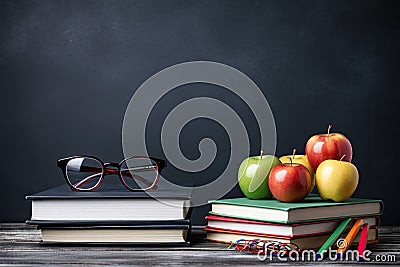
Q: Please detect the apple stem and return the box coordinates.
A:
[292,148,296,159]
[327,124,332,136]
[340,154,346,161]
[289,157,292,166]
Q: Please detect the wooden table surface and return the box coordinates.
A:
[0,223,399,266]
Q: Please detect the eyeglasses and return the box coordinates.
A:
[57,156,166,192]
[231,239,299,255]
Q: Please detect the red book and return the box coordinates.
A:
[206,215,379,238]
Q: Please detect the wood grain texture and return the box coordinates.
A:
[0,224,399,265]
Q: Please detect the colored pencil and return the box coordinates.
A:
[316,217,352,259]
[357,223,370,261]
[337,218,363,257]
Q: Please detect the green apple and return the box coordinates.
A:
[238,151,281,199]
[316,156,359,202]
[280,149,315,194]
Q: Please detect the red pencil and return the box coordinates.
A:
[357,223,370,261]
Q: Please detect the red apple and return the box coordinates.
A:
[305,125,352,171]
[268,160,312,202]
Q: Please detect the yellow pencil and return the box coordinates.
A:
[337,218,363,256]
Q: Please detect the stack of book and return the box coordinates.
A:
[205,196,383,250]
[26,184,192,245]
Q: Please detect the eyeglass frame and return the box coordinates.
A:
[57,155,166,192]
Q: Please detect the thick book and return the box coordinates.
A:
[35,220,191,245]
[209,196,383,224]
[206,215,379,237]
[26,184,192,221]
[26,219,191,227]
[205,227,378,250]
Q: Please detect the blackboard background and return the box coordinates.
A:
[1,0,399,225]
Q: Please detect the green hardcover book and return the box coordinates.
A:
[209,196,383,224]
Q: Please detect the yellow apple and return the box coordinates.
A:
[279,149,315,193]
[315,158,359,202]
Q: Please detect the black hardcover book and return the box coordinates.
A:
[26,219,191,227]
[28,220,191,245]
[26,183,192,199]
[26,184,192,221]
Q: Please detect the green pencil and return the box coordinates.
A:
[316,217,352,259]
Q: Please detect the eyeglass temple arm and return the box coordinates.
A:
[150,157,166,169]
[119,167,159,190]
[75,166,157,189]
[123,172,158,190]
[73,173,101,188]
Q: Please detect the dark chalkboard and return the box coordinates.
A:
[0,0,399,225]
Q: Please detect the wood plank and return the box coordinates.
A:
[0,253,398,265]
[379,226,400,234]
[0,223,399,265]
[0,224,36,230]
